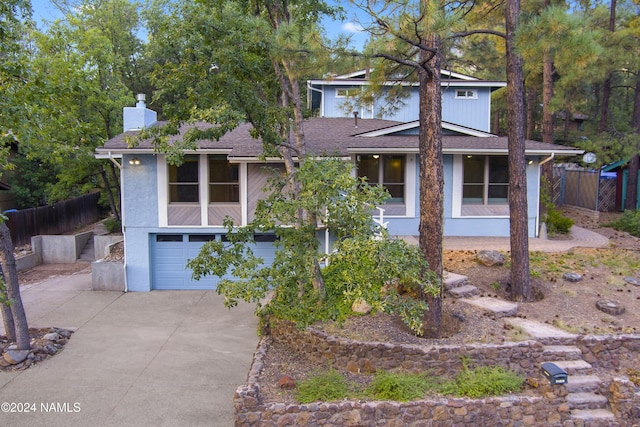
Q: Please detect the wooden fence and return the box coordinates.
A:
[5,192,101,247]
[551,166,617,213]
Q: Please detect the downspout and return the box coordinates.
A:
[307,82,324,116]
[536,153,555,237]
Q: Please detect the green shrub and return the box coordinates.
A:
[606,210,640,237]
[546,209,574,234]
[365,371,439,401]
[295,369,350,403]
[103,217,122,234]
[439,366,524,398]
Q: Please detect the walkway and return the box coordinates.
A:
[401,225,610,252]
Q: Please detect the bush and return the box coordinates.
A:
[545,208,574,234]
[295,369,350,403]
[439,365,524,398]
[365,371,439,401]
[103,217,122,234]
[606,210,640,237]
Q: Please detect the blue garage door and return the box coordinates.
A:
[151,233,277,290]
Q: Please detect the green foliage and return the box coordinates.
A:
[323,236,439,335]
[365,371,439,402]
[103,217,122,234]
[546,208,575,234]
[188,158,438,332]
[439,365,524,398]
[295,369,350,403]
[606,210,640,238]
[540,180,574,235]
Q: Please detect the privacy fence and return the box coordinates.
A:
[551,165,617,212]
[5,192,101,248]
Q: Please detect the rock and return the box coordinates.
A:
[278,375,296,390]
[476,250,505,266]
[43,333,61,341]
[624,277,640,286]
[351,298,372,314]
[3,349,30,365]
[595,298,625,315]
[563,272,583,282]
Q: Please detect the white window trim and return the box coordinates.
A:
[335,88,360,98]
[454,89,478,99]
[158,154,246,227]
[452,154,510,219]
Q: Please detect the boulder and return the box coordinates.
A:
[3,349,30,365]
[351,298,372,314]
[563,272,583,283]
[595,298,625,315]
[43,332,61,341]
[624,277,640,287]
[278,375,296,390]
[476,250,505,267]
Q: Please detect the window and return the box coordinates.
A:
[209,155,239,203]
[336,88,360,98]
[455,89,478,99]
[357,155,405,203]
[168,155,199,202]
[463,156,509,205]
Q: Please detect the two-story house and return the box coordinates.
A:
[96,73,582,291]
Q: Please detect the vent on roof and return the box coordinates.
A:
[353,111,359,128]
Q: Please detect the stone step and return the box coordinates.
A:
[448,284,480,299]
[443,271,469,289]
[504,318,578,339]
[459,296,518,317]
[542,345,583,360]
[547,359,593,374]
[566,375,603,393]
[571,408,616,422]
[567,392,609,410]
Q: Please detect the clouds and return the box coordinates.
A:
[342,22,364,33]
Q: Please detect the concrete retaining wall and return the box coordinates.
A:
[38,232,93,264]
[91,259,124,291]
[94,235,123,260]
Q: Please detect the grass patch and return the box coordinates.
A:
[439,365,524,398]
[295,368,350,403]
[295,365,524,403]
[365,371,440,401]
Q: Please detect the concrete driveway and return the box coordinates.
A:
[0,267,259,426]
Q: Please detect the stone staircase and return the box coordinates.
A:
[447,271,619,425]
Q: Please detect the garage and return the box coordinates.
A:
[150,233,278,290]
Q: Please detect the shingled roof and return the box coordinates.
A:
[98,117,583,158]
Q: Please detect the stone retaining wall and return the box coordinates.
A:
[234,338,572,427]
[234,321,640,426]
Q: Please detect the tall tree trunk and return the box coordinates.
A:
[505,0,532,302]
[632,70,640,133]
[108,162,122,212]
[526,87,536,140]
[418,36,444,338]
[0,223,30,350]
[100,166,120,222]
[542,47,554,144]
[599,0,617,132]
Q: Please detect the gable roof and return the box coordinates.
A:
[309,69,506,90]
[98,117,583,159]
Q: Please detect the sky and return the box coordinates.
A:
[29,0,369,50]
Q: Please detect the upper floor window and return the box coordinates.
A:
[169,155,199,203]
[336,88,360,98]
[357,154,405,203]
[455,89,478,99]
[209,155,239,203]
[463,155,508,205]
